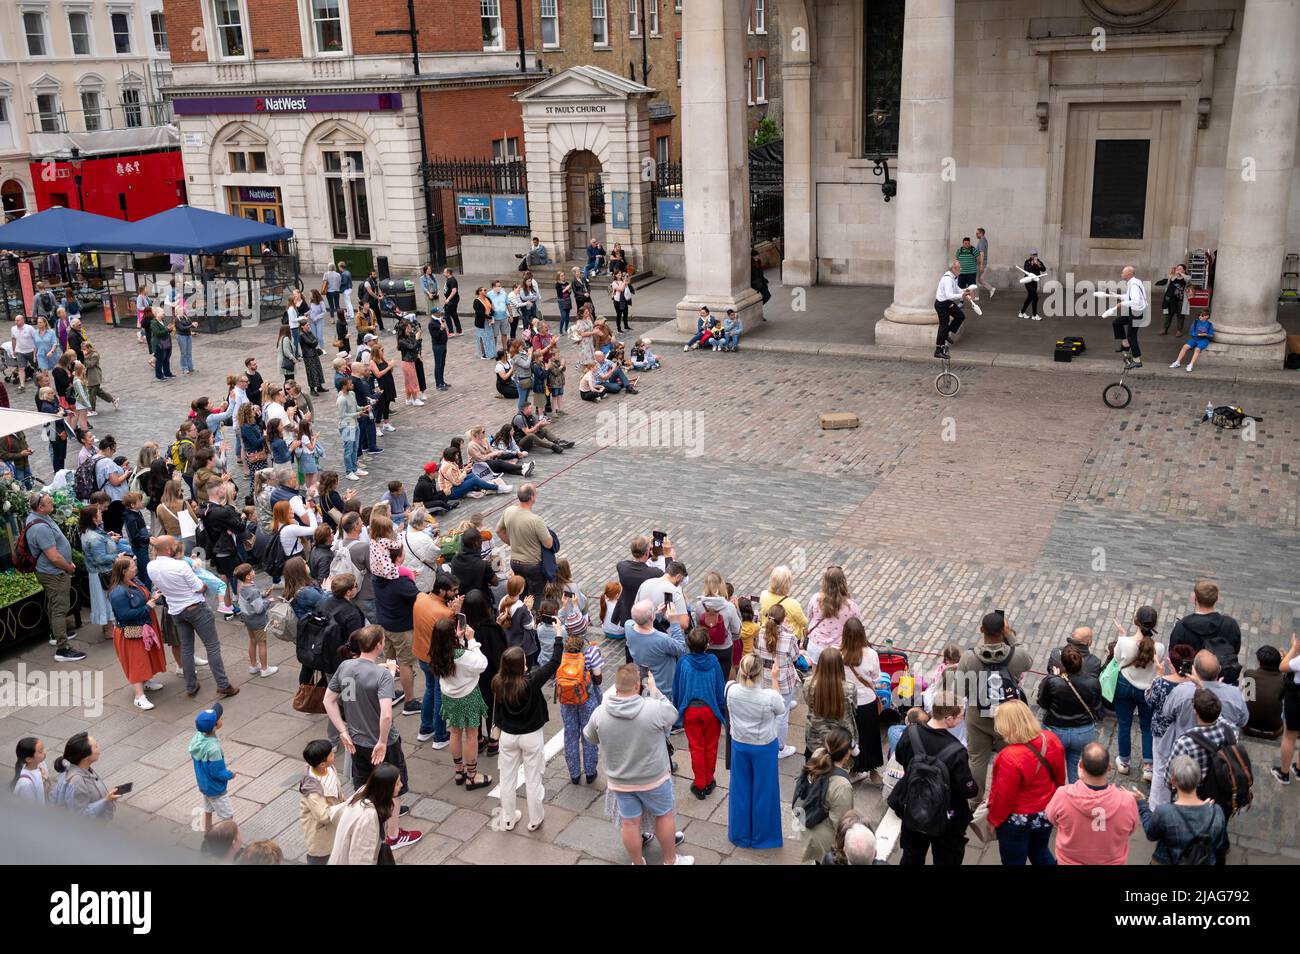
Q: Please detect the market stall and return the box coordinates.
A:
[0,207,127,325]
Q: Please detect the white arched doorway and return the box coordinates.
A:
[564,149,603,253]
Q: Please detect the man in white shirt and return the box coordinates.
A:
[9,314,36,392]
[933,260,975,358]
[635,561,690,631]
[148,536,236,699]
[1113,265,1148,369]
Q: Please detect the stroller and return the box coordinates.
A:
[876,646,918,725]
[1,342,26,386]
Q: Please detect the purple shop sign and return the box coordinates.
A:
[172,92,402,116]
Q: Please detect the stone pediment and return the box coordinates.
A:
[515,65,655,103]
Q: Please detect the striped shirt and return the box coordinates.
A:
[955,245,979,275]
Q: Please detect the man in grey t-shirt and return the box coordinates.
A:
[975,227,994,298]
[325,625,411,836]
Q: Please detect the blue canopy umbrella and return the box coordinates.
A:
[93,205,293,254]
[0,206,127,253]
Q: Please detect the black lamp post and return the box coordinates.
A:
[68,146,85,210]
[868,99,895,202]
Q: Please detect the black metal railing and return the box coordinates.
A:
[423,156,529,236]
[650,161,683,242]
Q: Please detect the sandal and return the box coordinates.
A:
[464,762,493,791]
[453,757,466,786]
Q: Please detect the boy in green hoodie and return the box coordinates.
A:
[189,702,237,831]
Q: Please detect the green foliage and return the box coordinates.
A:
[750,118,781,147]
[0,570,42,609]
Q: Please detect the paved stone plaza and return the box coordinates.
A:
[2,311,1298,864]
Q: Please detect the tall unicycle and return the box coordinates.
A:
[935,353,960,396]
[1103,351,1134,408]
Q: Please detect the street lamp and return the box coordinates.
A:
[868,99,895,202]
[68,146,85,210]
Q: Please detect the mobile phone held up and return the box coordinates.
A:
[638,665,651,685]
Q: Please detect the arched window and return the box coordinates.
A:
[2,180,28,222]
[76,74,105,131]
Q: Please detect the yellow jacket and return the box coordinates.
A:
[760,590,808,640]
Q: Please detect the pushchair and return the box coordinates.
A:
[876,646,918,725]
[1,342,26,386]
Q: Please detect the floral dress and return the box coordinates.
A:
[574,316,595,365]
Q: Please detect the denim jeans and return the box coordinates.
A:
[154,346,173,379]
[290,325,301,359]
[558,303,571,334]
[1048,723,1098,784]
[723,333,740,349]
[176,334,194,372]
[359,415,379,452]
[9,462,32,489]
[432,345,447,387]
[515,384,532,412]
[340,427,358,474]
[996,819,1056,866]
[601,368,631,392]
[206,408,234,445]
[476,325,495,357]
[449,474,500,499]
[417,660,450,741]
[1114,673,1153,761]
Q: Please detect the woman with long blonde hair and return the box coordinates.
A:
[691,569,740,678]
[725,653,786,849]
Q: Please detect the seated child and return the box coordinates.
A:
[383,480,409,527]
[630,339,660,370]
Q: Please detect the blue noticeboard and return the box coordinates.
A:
[456,194,492,226]
[492,194,529,228]
[656,197,684,231]
[611,191,629,229]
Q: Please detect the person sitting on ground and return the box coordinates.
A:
[467,424,532,478]
[721,311,743,352]
[629,339,660,371]
[437,447,508,500]
[1242,644,1286,740]
[578,363,607,403]
[511,401,574,455]
[595,352,639,395]
[493,349,518,400]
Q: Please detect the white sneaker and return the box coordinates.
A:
[988,287,995,298]
[1185,364,1193,372]
[195,656,208,667]
[429,738,450,750]
[1170,361,1181,368]
[496,483,514,494]
[1115,757,1131,774]
[174,665,185,676]
[86,410,99,417]
[1017,312,1026,319]
[354,469,369,476]
[777,745,798,759]
[383,423,396,433]
[671,854,696,866]
[143,680,164,691]
[346,472,360,481]
[259,665,279,678]
[412,399,425,406]
[1031,315,1042,321]
[682,345,690,352]
[249,666,262,674]
[133,696,155,711]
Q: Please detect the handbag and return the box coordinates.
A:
[293,676,327,714]
[116,625,144,640]
[1099,657,1120,703]
[177,507,198,540]
[969,800,996,843]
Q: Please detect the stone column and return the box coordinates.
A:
[675,0,762,330]
[874,0,956,347]
[782,58,816,286]
[1207,0,1298,366]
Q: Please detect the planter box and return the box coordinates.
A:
[0,590,48,645]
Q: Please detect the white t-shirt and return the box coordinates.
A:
[11,323,36,354]
[636,577,687,619]
[1289,656,1300,674]
[264,402,288,425]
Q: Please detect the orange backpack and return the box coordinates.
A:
[555,650,591,706]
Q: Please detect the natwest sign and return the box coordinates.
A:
[172,92,402,116]
[256,96,308,112]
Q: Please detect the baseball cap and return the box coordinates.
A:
[195,702,224,733]
[1028,249,1039,256]
[363,333,377,342]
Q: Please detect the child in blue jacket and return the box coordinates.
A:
[672,627,728,798]
[1170,311,1214,372]
[189,702,236,831]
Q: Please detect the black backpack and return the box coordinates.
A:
[1170,807,1217,865]
[980,652,1026,712]
[258,532,288,580]
[1189,726,1253,819]
[73,457,104,501]
[296,610,346,674]
[887,724,953,838]
[792,767,850,830]
[1202,620,1242,685]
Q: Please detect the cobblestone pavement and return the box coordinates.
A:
[2,316,1297,864]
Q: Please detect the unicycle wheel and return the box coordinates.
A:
[1103,381,1131,408]
[935,371,960,396]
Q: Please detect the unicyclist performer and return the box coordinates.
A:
[1112,265,1147,370]
[934,259,977,359]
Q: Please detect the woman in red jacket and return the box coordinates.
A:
[987,700,1066,865]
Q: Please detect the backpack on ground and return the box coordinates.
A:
[13,522,40,573]
[1189,726,1253,819]
[73,457,102,501]
[792,766,850,830]
[555,650,591,706]
[169,439,194,471]
[297,610,345,673]
[266,600,298,643]
[701,607,728,647]
[887,724,954,838]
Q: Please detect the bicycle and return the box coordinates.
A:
[934,351,960,396]
[1102,349,1135,408]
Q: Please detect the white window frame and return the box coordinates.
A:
[629,0,639,36]
[655,135,668,168]
[21,7,51,58]
[674,0,681,12]
[539,0,559,48]
[0,92,16,150]
[648,0,659,36]
[306,0,347,56]
[120,85,144,128]
[755,55,766,103]
[744,58,753,105]
[492,136,520,162]
[108,8,134,55]
[34,88,64,134]
[753,0,765,34]
[151,10,169,52]
[66,7,94,56]
[209,0,250,60]
[592,0,608,47]
[481,0,503,52]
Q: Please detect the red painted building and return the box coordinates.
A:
[30,150,187,220]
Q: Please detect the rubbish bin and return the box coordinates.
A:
[379,278,417,315]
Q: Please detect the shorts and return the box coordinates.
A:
[550,387,565,397]
[384,629,416,669]
[492,318,509,337]
[203,792,235,820]
[1188,338,1210,351]
[1284,685,1300,732]
[957,273,976,288]
[245,626,267,644]
[613,776,676,820]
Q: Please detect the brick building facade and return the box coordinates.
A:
[161,0,543,276]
